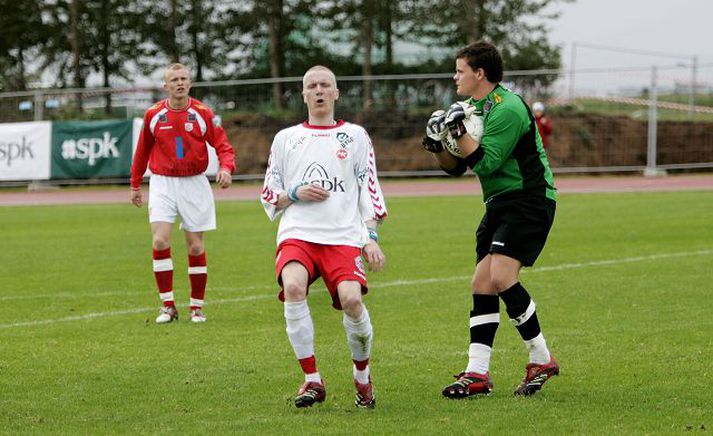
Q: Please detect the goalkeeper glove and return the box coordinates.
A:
[445,102,468,139]
[426,109,448,141]
[422,135,444,153]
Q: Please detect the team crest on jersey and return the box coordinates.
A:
[159,114,168,122]
[336,132,354,148]
[484,99,493,113]
[187,113,197,121]
[336,149,348,160]
[185,123,193,132]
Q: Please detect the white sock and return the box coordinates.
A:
[284,300,314,360]
[305,372,321,383]
[342,308,373,362]
[524,333,551,365]
[353,366,370,385]
[465,343,492,374]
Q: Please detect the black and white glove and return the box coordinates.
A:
[422,135,444,153]
[445,103,468,139]
[423,109,447,153]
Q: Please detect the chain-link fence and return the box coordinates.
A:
[2,65,713,181]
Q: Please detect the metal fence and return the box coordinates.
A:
[2,64,713,181]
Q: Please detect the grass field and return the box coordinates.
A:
[1,190,712,434]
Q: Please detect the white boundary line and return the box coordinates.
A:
[1,249,710,329]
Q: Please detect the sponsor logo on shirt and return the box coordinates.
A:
[336,132,353,148]
[287,135,308,151]
[302,162,346,192]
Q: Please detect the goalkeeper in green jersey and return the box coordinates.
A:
[423,41,560,398]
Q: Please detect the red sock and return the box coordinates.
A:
[153,248,173,307]
[353,358,369,371]
[298,355,318,375]
[188,252,207,310]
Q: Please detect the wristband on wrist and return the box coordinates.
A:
[367,227,379,243]
[287,182,306,202]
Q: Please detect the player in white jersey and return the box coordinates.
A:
[261,65,387,409]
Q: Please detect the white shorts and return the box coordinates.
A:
[148,174,216,232]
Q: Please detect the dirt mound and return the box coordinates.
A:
[224,112,713,175]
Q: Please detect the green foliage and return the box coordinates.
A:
[1,188,712,433]
[0,0,49,91]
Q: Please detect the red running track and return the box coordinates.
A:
[0,174,711,207]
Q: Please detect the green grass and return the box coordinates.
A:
[561,98,713,122]
[1,191,712,434]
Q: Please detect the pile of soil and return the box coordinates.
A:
[224,112,713,175]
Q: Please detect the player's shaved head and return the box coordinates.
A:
[302,65,337,88]
[164,63,191,82]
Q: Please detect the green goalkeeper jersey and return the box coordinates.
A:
[465,84,556,203]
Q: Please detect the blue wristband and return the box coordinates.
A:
[287,184,302,202]
[367,227,379,243]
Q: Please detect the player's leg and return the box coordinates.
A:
[490,253,558,395]
[337,281,375,408]
[151,222,178,323]
[175,175,216,323]
[442,255,497,398]
[443,211,498,399]
[184,231,207,323]
[149,175,180,323]
[281,260,325,407]
[490,196,559,396]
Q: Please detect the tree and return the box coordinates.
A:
[405,0,571,89]
[0,1,46,91]
[136,0,240,83]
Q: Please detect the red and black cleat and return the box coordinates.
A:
[514,357,560,396]
[442,372,493,399]
[294,380,326,408]
[354,378,375,409]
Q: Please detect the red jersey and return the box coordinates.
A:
[535,114,552,149]
[130,98,236,189]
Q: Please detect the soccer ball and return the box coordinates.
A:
[442,107,484,158]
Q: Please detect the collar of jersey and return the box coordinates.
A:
[301,119,345,130]
[164,98,192,112]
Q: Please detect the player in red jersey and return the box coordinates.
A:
[130,63,236,324]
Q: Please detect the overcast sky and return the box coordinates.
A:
[546,0,713,95]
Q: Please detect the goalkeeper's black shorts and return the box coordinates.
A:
[475,191,556,267]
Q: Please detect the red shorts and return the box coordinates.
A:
[275,239,368,310]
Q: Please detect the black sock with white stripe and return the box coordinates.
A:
[465,294,500,374]
[499,282,551,365]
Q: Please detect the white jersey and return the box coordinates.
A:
[261,120,387,247]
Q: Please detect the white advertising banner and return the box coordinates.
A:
[131,118,218,178]
[0,121,52,181]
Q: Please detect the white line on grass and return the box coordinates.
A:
[1,249,710,329]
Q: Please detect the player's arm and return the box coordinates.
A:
[423,109,467,176]
[362,218,385,272]
[355,130,387,272]
[130,111,155,207]
[205,110,235,189]
[466,106,523,176]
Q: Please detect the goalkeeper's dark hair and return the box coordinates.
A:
[456,41,503,83]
